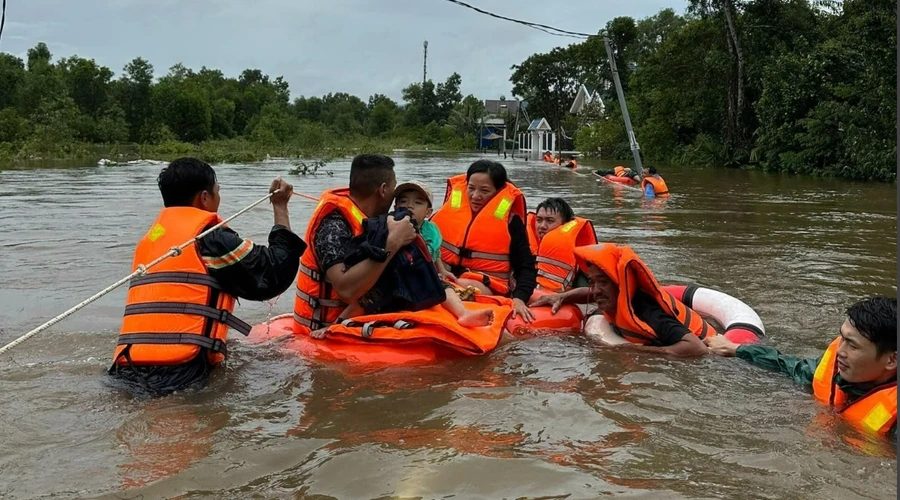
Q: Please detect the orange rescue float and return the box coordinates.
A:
[249,292,583,369]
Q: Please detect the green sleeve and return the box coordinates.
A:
[735,345,821,389]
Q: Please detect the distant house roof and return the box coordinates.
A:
[526,118,552,131]
[483,99,519,115]
[570,84,605,115]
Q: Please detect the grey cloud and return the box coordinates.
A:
[1,0,684,101]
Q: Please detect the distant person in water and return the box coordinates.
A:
[640,166,669,197]
[594,165,640,182]
[707,297,897,436]
[561,155,578,169]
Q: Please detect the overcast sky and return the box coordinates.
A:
[2,0,684,102]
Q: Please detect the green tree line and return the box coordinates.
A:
[510,0,896,182]
[0,42,488,160]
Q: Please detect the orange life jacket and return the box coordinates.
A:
[526,213,598,292]
[293,188,366,335]
[431,174,526,296]
[325,297,513,356]
[812,337,898,434]
[641,175,669,197]
[113,207,251,368]
[543,154,553,163]
[613,166,626,177]
[573,243,716,344]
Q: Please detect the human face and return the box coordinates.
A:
[394,190,432,224]
[375,173,398,215]
[586,263,618,312]
[835,319,897,384]
[199,183,221,212]
[535,207,564,242]
[466,173,498,214]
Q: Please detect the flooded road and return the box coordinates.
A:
[0,153,896,499]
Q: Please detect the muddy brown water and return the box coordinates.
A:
[0,153,896,499]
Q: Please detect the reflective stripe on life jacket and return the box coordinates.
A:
[641,175,669,197]
[114,207,251,368]
[526,213,598,292]
[812,336,898,434]
[431,174,526,296]
[573,243,716,344]
[292,188,366,335]
[325,299,513,355]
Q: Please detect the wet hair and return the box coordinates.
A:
[647,166,658,175]
[349,154,395,198]
[536,197,574,223]
[466,159,508,190]
[847,296,897,356]
[157,157,217,207]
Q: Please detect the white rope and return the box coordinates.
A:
[0,190,278,356]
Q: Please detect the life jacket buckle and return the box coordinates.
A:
[459,248,474,259]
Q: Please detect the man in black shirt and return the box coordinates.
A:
[110,157,306,394]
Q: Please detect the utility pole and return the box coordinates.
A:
[602,33,643,175]
[422,40,428,85]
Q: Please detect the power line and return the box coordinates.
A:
[442,0,592,39]
[0,0,7,47]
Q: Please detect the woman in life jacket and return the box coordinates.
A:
[430,160,538,323]
[707,297,897,436]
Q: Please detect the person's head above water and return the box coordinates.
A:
[836,296,897,384]
[158,157,220,212]
[534,197,575,242]
[643,166,658,176]
[573,244,624,313]
[349,154,397,216]
[394,181,434,224]
[465,159,508,214]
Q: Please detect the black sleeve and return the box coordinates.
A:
[508,214,537,302]
[313,210,354,272]
[631,290,690,346]
[198,225,305,302]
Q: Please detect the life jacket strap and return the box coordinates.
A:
[441,241,510,262]
[295,288,346,309]
[123,302,252,336]
[298,263,323,281]
[339,318,414,338]
[117,333,227,357]
[535,256,573,270]
[128,272,222,290]
[293,313,327,331]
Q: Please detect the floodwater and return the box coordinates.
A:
[0,153,896,499]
